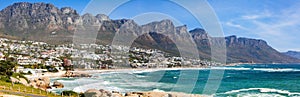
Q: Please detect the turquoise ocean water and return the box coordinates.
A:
[49,64,300,97]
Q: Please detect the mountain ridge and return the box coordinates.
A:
[0,2,299,63]
[283,51,300,59]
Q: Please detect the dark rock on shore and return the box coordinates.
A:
[52,81,64,88]
[84,89,113,97]
[29,77,51,90]
[83,89,204,97]
[63,71,92,77]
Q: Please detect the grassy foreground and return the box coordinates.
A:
[0,80,59,97]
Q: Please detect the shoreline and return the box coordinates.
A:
[22,62,274,79]
[24,71,66,79]
[24,62,296,79]
[72,66,209,74]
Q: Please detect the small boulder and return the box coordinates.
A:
[84,89,102,97]
[52,81,64,88]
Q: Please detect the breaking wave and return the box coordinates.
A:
[217,88,300,97]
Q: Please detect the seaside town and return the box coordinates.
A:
[0,37,221,97]
[0,37,221,71]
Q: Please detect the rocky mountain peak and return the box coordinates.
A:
[176,25,187,34]
[121,19,139,28]
[9,2,55,9]
[225,35,268,49]
[142,19,175,34]
[81,13,100,25]
[189,28,209,40]
[1,2,59,17]
[189,28,206,34]
[143,19,174,27]
[60,7,77,15]
[96,14,110,21]
[82,13,94,17]
[10,2,32,8]
[159,19,173,25]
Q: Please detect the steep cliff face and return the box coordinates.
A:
[188,29,299,63]
[0,2,299,63]
[0,2,78,43]
[0,3,79,34]
[0,2,112,43]
[224,35,296,63]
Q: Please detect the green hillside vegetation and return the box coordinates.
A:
[0,60,60,97]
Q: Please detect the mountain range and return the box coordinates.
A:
[283,51,300,59]
[0,2,299,63]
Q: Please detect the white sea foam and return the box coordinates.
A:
[223,88,300,96]
[135,75,147,78]
[236,93,286,97]
[211,67,300,72]
[253,68,300,72]
[132,68,207,74]
[68,72,175,94]
[152,88,165,92]
[72,81,128,93]
[72,87,85,93]
[211,67,251,70]
[133,69,161,73]
[56,80,76,83]
[102,81,110,85]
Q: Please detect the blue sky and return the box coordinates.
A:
[0,0,299,52]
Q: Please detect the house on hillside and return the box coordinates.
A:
[0,52,5,61]
[45,57,63,67]
[17,56,41,65]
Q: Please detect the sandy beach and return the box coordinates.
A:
[24,71,66,79]
[71,66,210,74]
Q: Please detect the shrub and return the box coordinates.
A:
[12,73,29,83]
[0,76,11,82]
[61,90,79,96]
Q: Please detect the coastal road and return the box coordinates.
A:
[0,90,47,97]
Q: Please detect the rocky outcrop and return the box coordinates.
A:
[63,71,91,77]
[30,77,66,90]
[29,77,51,90]
[52,81,64,88]
[84,89,113,97]
[123,91,204,97]
[83,89,204,97]
[10,77,29,86]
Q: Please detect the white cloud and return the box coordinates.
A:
[241,10,272,20]
[242,15,261,19]
[225,21,248,30]
[224,3,300,51]
[250,18,300,51]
